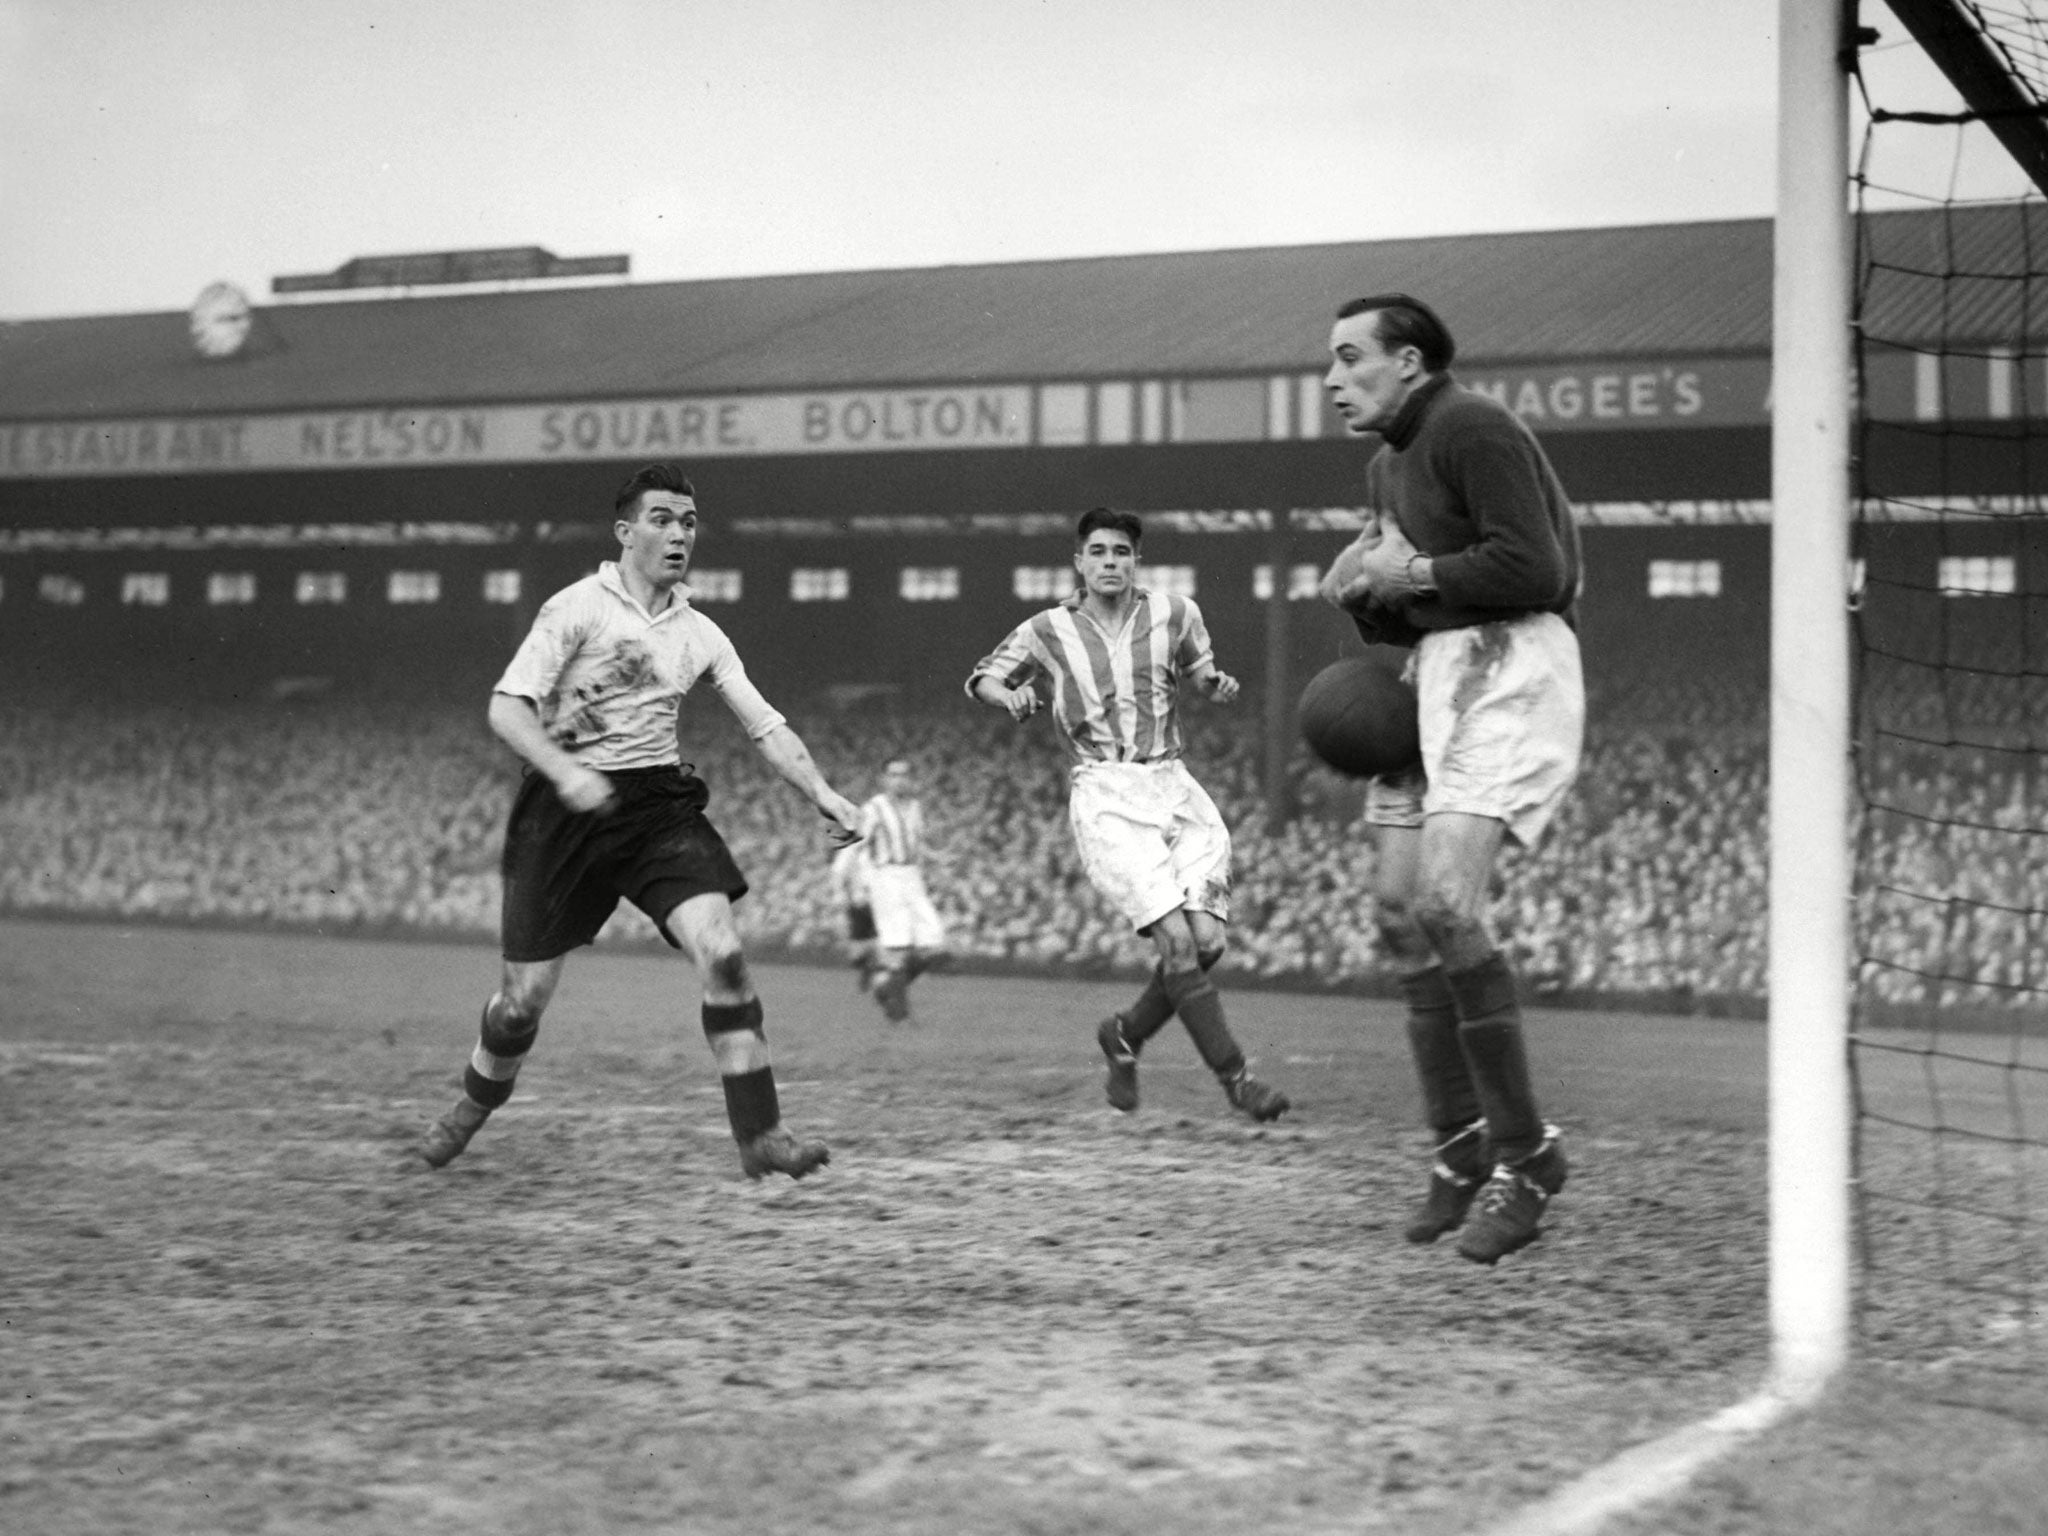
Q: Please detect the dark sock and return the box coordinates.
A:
[1121,948,1224,1051]
[1400,966,1481,1133]
[720,1066,781,1143]
[1120,965,1176,1048]
[1446,954,1543,1162]
[1162,967,1244,1079]
[703,999,776,1141]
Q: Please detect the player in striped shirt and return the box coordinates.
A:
[967,507,1289,1122]
[859,756,952,1023]
[827,841,879,993]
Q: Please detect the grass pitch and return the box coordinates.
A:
[1,919,2040,1535]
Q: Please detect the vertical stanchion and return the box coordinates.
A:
[1768,0,1855,1397]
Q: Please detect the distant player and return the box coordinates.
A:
[860,756,952,1023]
[1318,294,1584,1263]
[967,507,1289,1123]
[416,462,863,1180]
[827,841,879,992]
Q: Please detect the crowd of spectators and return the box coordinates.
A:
[0,669,2037,1010]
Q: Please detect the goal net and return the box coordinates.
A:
[1848,0,2048,1361]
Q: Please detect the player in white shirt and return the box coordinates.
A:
[416,463,863,1180]
[859,757,952,1023]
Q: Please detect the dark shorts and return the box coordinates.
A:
[500,764,748,963]
[847,903,877,942]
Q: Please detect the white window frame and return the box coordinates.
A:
[1937,554,2016,596]
[899,566,960,601]
[121,572,171,606]
[1648,558,1723,598]
[790,567,850,602]
[690,569,743,603]
[208,572,257,606]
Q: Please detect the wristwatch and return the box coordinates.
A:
[1406,554,1437,598]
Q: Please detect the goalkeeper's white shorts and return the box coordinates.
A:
[1364,611,1584,849]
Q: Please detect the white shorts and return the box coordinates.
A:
[865,863,948,951]
[1363,612,1584,848]
[1069,758,1232,931]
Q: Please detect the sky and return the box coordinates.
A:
[0,0,2028,322]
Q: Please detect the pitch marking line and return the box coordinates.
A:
[1478,1381,1808,1536]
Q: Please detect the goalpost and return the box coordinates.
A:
[1776,0,2048,1391]
[1770,0,1856,1398]
[1485,8,2048,1528]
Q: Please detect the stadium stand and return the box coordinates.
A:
[7,671,2018,1011]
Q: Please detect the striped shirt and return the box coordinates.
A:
[967,587,1215,765]
[859,793,924,866]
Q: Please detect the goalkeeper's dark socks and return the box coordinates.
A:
[1162,967,1244,1078]
[1446,953,1543,1162]
[1400,965,1481,1132]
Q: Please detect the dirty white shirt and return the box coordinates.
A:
[494,561,784,770]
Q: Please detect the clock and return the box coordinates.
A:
[189,281,253,360]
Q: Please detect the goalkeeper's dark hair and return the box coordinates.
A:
[614,462,696,517]
[1076,506,1143,548]
[1336,293,1456,372]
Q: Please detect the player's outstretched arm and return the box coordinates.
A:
[751,722,863,845]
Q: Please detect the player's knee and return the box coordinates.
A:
[705,948,750,996]
[1153,927,1200,974]
[1196,944,1225,973]
[483,992,543,1052]
[1372,903,1433,965]
[1411,889,1485,953]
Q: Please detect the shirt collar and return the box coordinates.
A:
[597,559,692,619]
[1380,372,1454,451]
[1061,584,1151,610]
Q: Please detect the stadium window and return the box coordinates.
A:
[1148,564,1197,598]
[1937,554,2016,596]
[482,569,522,604]
[295,572,347,605]
[790,567,849,602]
[208,572,257,606]
[38,574,84,607]
[899,566,960,601]
[121,572,170,606]
[1252,563,1323,600]
[1647,559,1722,598]
[1012,566,1075,602]
[690,569,742,602]
[387,570,441,604]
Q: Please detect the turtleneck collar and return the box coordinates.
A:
[1380,372,1453,451]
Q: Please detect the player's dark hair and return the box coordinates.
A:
[614,463,696,517]
[1335,293,1456,372]
[1076,506,1143,548]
